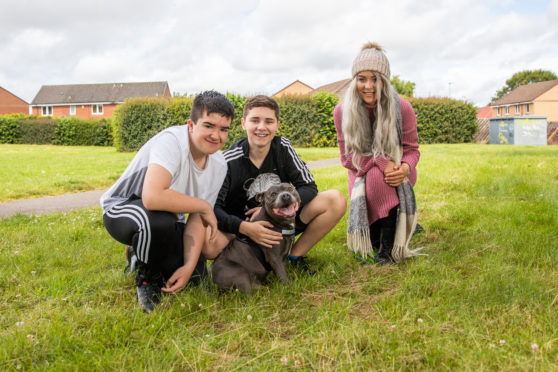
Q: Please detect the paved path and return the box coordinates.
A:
[0,158,341,218]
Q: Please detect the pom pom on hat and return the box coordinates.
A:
[351,42,390,79]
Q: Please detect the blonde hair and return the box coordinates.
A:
[341,73,401,169]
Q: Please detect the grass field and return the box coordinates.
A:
[0,145,340,202]
[1,144,557,370]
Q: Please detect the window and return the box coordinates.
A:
[70,105,76,115]
[526,104,530,114]
[505,106,509,115]
[91,104,104,115]
[496,107,501,116]
[41,106,53,116]
[515,104,520,114]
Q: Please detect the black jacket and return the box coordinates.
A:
[215,136,318,234]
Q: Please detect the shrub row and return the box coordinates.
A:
[112,93,340,152]
[113,93,477,152]
[409,97,478,144]
[0,114,113,146]
[2,94,477,150]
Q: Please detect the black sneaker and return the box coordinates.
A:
[124,245,138,274]
[135,264,163,313]
[289,256,315,276]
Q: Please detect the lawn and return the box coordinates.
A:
[1,144,557,370]
[0,145,339,202]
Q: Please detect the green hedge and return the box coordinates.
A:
[18,118,58,144]
[54,117,113,146]
[112,98,177,152]
[409,97,478,144]
[0,115,20,144]
[311,91,339,147]
[0,114,113,146]
[63,93,478,152]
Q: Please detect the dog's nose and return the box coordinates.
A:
[280,193,292,202]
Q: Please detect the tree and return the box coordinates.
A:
[391,75,415,97]
[491,69,557,103]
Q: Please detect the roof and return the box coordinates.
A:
[0,86,28,104]
[272,80,313,97]
[491,79,558,106]
[31,81,170,105]
[476,106,492,119]
[311,78,351,100]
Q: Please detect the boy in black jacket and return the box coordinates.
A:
[204,95,346,273]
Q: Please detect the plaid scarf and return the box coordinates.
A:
[347,94,423,262]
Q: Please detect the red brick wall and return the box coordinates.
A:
[0,87,29,114]
[31,103,119,119]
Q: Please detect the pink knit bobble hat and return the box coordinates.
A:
[351,42,390,79]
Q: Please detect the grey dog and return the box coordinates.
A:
[211,183,301,294]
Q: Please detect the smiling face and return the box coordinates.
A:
[241,106,280,150]
[188,111,231,160]
[260,183,300,226]
[356,71,383,105]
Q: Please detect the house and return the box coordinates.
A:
[30,81,171,119]
[311,78,351,101]
[272,80,313,98]
[490,80,558,122]
[0,86,29,115]
[476,106,492,119]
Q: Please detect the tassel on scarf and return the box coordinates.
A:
[391,179,425,262]
[347,177,374,259]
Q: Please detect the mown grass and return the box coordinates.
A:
[1,144,558,370]
[0,145,339,202]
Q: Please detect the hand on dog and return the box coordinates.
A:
[384,162,410,188]
[245,207,261,222]
[162,265,189,293]
[240,220,283,248]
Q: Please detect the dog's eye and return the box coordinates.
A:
[269,192,277,198]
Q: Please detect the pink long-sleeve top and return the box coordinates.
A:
[333,96,420,224]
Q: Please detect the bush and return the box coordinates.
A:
[112,98,177,152]
[168,96,194,126]
[0,115,20,144]
[223,93,247,149]
[311,91,339,147]
[19,118,57,144]
[54,117,113,146]
[275,95,320,147]
[409,97,478,144]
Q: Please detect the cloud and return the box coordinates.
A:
[1,0,557,106]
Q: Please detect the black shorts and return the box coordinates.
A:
[295,212,308,235]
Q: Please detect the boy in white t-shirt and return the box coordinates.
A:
[101,91,234,313]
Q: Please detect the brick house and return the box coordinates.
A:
[272,80,314,98]
[490,80,558,122]
[30,81,171,119]
[311,78,351,101]
[0,86,29,115]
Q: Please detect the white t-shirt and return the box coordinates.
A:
[100,125,227,222]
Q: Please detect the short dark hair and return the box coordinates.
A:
[242,95,280,121]
[190,90,235,123]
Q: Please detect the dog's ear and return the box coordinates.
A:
[255,192,265,205]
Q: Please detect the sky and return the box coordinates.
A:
[1,0,557,107]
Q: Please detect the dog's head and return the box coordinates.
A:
[256,183,301,226]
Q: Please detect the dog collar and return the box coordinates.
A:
[271,226,296,236]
